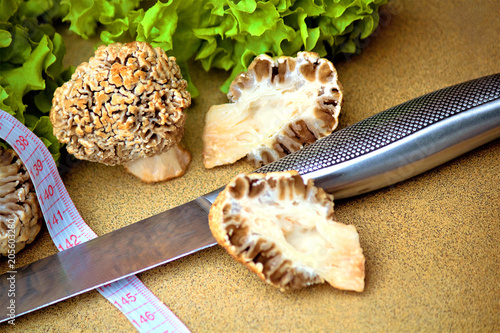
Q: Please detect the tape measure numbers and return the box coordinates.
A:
[0,110,190,333]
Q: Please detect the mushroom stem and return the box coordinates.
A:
[124,143,191,183]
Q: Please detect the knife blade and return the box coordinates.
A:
[1,73,499,323]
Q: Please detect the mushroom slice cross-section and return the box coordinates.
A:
[0,146,43,255]
[50,41,192,182]
[208,171,365,291]
[203,52,343,168]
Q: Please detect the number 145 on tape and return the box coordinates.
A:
[0,110,190,332]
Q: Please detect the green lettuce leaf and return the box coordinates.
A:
[0,0,387,163]
[62,0,387,96]
[0,0,70,163]
[60,0,141,40]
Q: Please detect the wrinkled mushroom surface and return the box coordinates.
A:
[209,171,365,292]
[50,41,191,181]
[203,52,343,168]
[0,147,43,255]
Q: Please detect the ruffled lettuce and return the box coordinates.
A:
[61,0,387,95]
[0,0,72,163]
[0,0,387,163]
[61,0,141,40]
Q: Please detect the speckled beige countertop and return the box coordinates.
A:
[2,1,499,332]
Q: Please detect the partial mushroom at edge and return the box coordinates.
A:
[0,146,43,255]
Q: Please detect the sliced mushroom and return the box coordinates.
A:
[203,52,343,168]
[209,171,365,292]
[0,146,43,255]
[50,41,192,182]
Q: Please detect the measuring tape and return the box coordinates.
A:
[0,109,190,333]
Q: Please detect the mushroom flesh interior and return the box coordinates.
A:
[215,172,365,291]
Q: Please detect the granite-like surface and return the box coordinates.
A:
[2,1,499,332]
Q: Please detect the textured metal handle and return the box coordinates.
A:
[258,73,500,199]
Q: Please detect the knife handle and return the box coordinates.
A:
[257,73,500,199]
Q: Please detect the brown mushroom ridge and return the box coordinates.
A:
[50,41,191,167]
[203,52,343,168]
[209,171,365,292]
[0,147,43,255]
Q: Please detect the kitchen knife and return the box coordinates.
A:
[1,73,499,323]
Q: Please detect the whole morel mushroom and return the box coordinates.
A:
[209,171,365,292]
[50,42,192,182]
[203,52,343,168]
[0,146,43,255]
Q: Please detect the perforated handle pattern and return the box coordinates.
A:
[255,74,500,198]
[259,74,500,175]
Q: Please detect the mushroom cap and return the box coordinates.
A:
[203,52,343,168]
[209,171,365,291]
[0,147,43,255]
[50,41,191,166]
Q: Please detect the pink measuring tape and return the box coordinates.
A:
[0,109,190,333]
